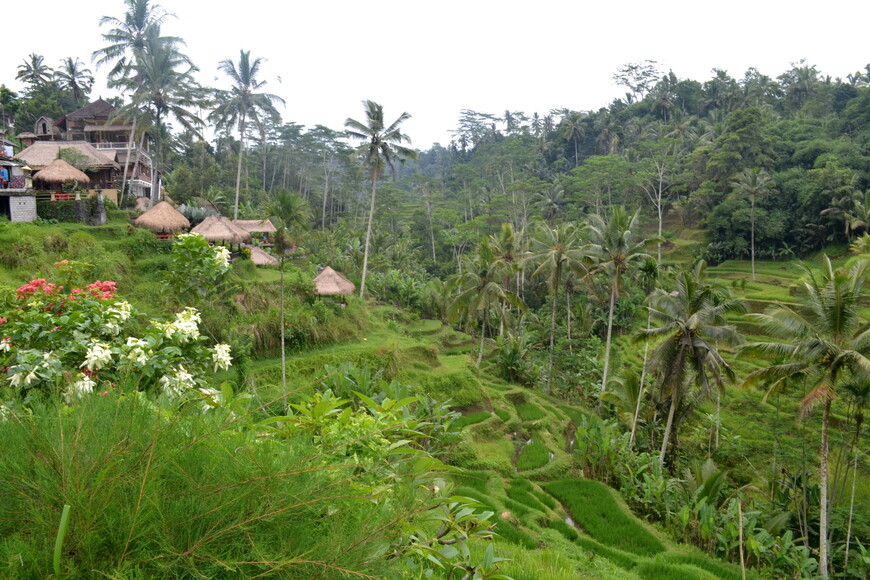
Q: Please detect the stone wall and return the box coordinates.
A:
[9,196,36,222]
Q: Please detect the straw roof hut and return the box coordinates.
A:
[133,201,191,232]
[313,266,355,296]
[234,218,277,234]
[32,158,90,186]
[249,246,279,267]
[16,141,118,171]
[190,215,252,244]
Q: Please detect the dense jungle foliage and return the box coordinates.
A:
[3,1,870,578]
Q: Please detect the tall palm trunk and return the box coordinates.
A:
[630,311,651,446]
[476,315,487,367]
[659,392,678,465]
[359,172,377,298]
[750,197,756,281]
[119,116,137,206]
[599,286,617,409]
[233,116,247,221]
[280,255,286,410]
[547,290,558,394]
[819,400,830,580]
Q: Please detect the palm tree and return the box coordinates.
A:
[54,58,94,105]
[345,100,416,298]
[15,54,52,88]
[526,222,585,393]
[630,257,659,447]
[210,50,285,221]
[642,260,743,465]
[447,239,522,367]
[111,26,206,174]
[584,207,658,407]
[92,0,177,82]
[731,168,774,280]
[558,111,586,167]
[741,256,870,579]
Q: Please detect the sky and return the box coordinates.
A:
[3,0,869,150]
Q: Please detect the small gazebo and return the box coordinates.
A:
[313,266,355,297]
[190,215,252,245]
[249,246,279,267]
[133,201,191,240]
[33,159,90,200]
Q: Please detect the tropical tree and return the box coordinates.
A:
[584,207,658,406]
[210,50,285,220]
[110,26,206,174]
[15,54,52,88]
[741,256,870,579]
[558,111,586,167]
[731,168,774,280]
[642,260,743,465]
[526,221,586,393]
[447,239,522,367]
[54,57,94,105]
[345,100,416,298]
[92,0,177,82]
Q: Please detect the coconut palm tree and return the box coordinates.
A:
[210,50,285,221]
[111,26,206,174]
[15,54,52,88]
[54,58,94,105]
[92,0,177,82]
[584,207,659,407]
[447,239,522,367]
[558,111,586,167]
[345,100,416,298]
[526,221,586,393]
[741,256,870,579]
[731,168,774,280]
[643,260,744,465]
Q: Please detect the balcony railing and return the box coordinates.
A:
[95,142,152,162]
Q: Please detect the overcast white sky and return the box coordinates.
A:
[3,0,869,149]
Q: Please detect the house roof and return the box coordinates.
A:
[133,200,190,232]
[190,215,252,244]
[313,266,355,296]
[16,141,119,171]
[234,218,277,234]
[65,98,115,120]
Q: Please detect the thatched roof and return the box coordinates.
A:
[33,158,90,185]
[313,266,355,296]
[190,215,252,244]
[249,246,279,267]
[16,141,119,170]
[234,219,277,234]
[133,201,190,232]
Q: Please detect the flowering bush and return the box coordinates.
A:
[0,278,231,404]
[162,233,233,305]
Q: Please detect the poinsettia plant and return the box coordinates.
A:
[0,275,231,405]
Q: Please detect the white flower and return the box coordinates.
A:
[127,347,149,366]
[108,301,132,323]
[0,404,10,421]
[0,337,11,352]
[212,344,232,372]
[8,371,29,388]
[81,342,113,371]
[126,337,148,349]
[171,308,201,342]
[65,374,95,404]
[213,246,231,270]
[159,365,195,399]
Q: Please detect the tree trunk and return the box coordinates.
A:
[750,197,756,281]
[659,393,678,465]
[119,116,137,207]
[844,445,859,569]
[818,400,831,580]
[280,255,286,411]
[547,289,558,395]
[630,312,651,447]
[599,286,617,409]
[233,117,247,221]
[359,173,377,298]
[476,315,487,367]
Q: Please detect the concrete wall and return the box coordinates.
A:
[9,196,36,222]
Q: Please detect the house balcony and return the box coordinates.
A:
[95,142,153,165]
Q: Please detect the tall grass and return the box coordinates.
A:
[0,392,419,578]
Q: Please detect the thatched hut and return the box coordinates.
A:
[190,215,252,245]
[234,219,277,235]
[133,201,190,239]
[32,158,90,189]
[313,266,355,296]
[248,246,279,267]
